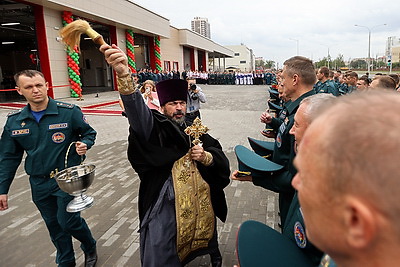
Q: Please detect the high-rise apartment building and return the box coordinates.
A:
[386,36,400,63]
[191,17,211,39]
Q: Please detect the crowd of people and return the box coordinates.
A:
[232,59,400,266]
[2,41,400,267]
[313,67,400,95]
[136,68,277,86]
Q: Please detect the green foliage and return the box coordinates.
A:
[256,59,275,69]
[315,54,345,69]
[349,59,367,69]
[392,62,400,69]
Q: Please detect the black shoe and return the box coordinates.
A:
[210,251,222,267]
[84,248,97,267]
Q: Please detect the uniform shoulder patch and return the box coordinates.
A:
[294,221,307,248]
[7,109,22,117]
[56,101,75,109]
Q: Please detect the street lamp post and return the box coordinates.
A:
[320,44,332,69]
[354,24,387,74]
[289,38,299,55]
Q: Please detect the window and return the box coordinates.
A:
[240,60,246,64]
[234,53,240,56]
[173,61,179,71]
[164,61,171,71]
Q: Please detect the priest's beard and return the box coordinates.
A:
[167,110,186,126]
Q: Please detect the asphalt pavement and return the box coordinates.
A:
[0,84,279,267]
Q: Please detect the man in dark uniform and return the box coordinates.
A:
[0,70,97,267]
[181,70,187,80]
[314,67,339,96]
[345,71,358,94]
[235,56,316,226]
[233,93,336,266]
[265,71,273,85]
[208,71,215,85]
[262,56,316,225]
[100,44,230,267]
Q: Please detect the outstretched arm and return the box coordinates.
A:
[99,44,153,141]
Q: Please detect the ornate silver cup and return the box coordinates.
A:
[55,164,95,212]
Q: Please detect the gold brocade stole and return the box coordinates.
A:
[171,151,215,262]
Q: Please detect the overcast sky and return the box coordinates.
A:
[132,0,400,68]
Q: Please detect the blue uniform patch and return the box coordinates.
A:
[12,129,30,136]
[48,123,68,130]
[52,132,65,143]
[294,221,307,248]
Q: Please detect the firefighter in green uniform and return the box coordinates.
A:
[236,56,316,227]
[0,70,97,267]
[209,71,215,85]
[314,67,339,96]
[233,94,337,266]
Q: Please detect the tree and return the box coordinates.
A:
[331,54,346,70]
[315,54,346,69]
[255,59,264,69]
[375,61,386,69]
[255,59,275,70]
[349,59,367,69]
[391,62,400,69]
[315,57,329,69]
[265,60,275,69]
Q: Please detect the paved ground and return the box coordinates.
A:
[0,84,280,267]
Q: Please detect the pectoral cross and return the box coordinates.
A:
[184,117,209,146]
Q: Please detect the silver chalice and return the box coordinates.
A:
[55,164,95,212]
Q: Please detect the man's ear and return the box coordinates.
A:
[15,86,23,96]
[343,196,376,249]
[292,74,299,86]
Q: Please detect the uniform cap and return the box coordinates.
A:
[235,145,283,175]
[269,88,279,97]
[237,220,314,267]
[268,101,283,112]
[247,137,275,158]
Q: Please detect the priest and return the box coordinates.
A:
[100,44,230,267]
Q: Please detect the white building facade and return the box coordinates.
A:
[217,45,255,72]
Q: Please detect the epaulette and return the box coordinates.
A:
[7,109,22,117]
[56,101,75,109]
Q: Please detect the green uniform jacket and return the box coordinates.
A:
[283,192,323,266]
[0,97,96,194]
[255,90,316,225]
[315,80,339,96]
[267,100,292,133]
